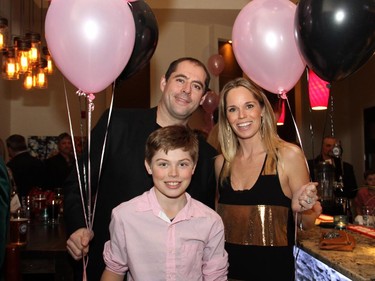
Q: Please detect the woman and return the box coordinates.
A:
[215,78,321,280]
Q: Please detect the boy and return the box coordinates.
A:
[354,169,375,216]
[100,125,228,281]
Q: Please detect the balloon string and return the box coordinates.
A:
[78,97,88,204]
[91,84,115,230]
[77,90,96,281]
[64,83,91,281]
[64,82,114,281]
[306,68,315,181]
[76,90,96,230]
[286,82,303,277]
[329,90,335,137]
[63,81,89,230]
[82,255,88,281]
[87,95,93,230]
[282,93,311,269]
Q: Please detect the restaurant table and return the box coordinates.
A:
[7,220,74,281]
[296,224,375,281]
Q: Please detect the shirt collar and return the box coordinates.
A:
[136,187,207,222]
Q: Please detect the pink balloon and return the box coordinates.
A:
[232,0,305,94]
[202,91,219,113]
[45,0,136,94]
[207,54,225,76]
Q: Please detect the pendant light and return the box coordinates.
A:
[308,69,330,110]
[2,46,19,80]
[25,31,41,64]
[0,17,8,49]
[23,70,33,90]
[277,99,285,126]
[15,37,31,73]
[33,58,47,89]
[42,46,53,74]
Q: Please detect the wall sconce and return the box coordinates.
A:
[308,69,330,110]
[277,99,285,126]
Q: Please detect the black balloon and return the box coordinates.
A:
[118,0,159,80]
[295,0,375,82]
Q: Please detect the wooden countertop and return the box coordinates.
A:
[297,225,375,281]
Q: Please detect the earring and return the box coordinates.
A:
[227,124,231,145]
[260,116,264,138]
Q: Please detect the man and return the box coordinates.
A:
[44,133,74,189]
[6,134,45,198]
[308,136,357,199]
[64,57,217,280]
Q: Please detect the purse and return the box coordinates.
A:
[319,230,356,251]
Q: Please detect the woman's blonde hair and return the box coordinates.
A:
[217,77,282,184]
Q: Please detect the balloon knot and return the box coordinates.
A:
[76,90,96,101]
[278,91,287,99]
[87,94,96,102]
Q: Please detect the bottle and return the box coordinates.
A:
[345,199,353,224]
[25,196,31,222]
[41,207,49,225]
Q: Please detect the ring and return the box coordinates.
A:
[307,197,312,204]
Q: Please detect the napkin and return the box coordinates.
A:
[319,230,356,251]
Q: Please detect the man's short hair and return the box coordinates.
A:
[6,134,27,152]
[57,132,71,144]
[164,57,211,93]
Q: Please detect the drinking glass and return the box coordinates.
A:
[362,206,373,227]
[47,199,59,225]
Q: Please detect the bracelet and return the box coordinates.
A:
[298,213,303,230]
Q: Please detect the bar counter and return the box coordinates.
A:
[296,225,375,281]
[21,221,73,280]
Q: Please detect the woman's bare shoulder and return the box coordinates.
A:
[278,141,306,163]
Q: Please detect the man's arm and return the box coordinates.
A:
[100,269,124,281]
[0,158,10,268]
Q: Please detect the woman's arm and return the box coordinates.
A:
[280,142,322,230]
[214,155,225,210]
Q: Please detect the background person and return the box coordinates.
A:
[354,169,375,216]
[0,139,6,162]
[6,134,45,198]
[215,78,321,280]
[308,136,358,199]
[101,125,228,281]
[44,132,74,189]
[64,57,218,281]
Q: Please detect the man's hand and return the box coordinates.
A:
[66,228,94,260]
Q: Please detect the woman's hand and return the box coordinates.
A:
[296,183,323,230]
[291,182,318,212]
[298,182,319,212]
